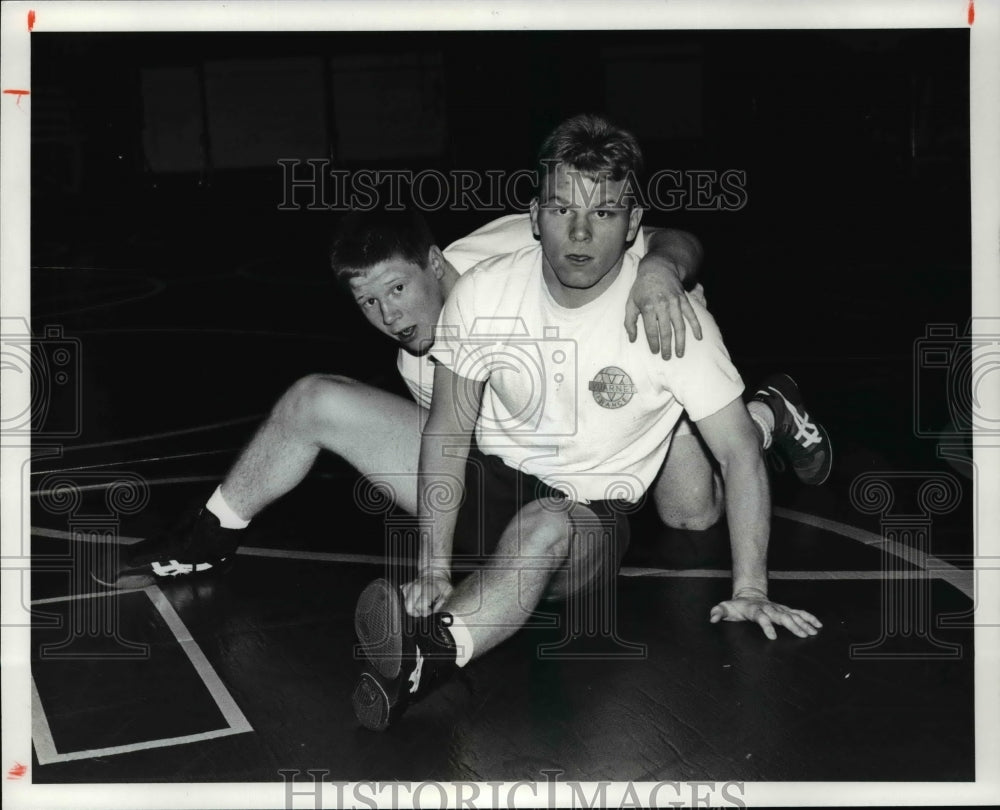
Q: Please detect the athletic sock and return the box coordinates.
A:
[747,400,774,451]
[447,615,475,667]
[206,486,251,530]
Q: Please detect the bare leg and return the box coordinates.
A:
[219,374,427,519]
[652,427,725,531]
[653,409,771,531]
[442,498,608,660]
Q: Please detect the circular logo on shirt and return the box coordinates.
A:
[589,366,637,409]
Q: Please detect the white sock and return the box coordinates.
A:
[205,486,251,529]
[447,615,475,667]
[747,400,774,451]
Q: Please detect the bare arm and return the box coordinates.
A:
[402,362,485,617]
[644,226,704,288]
[694,398,822,639]
[625,226,705,360]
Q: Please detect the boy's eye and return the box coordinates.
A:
[363,298,376,308]
[393,284,405,293]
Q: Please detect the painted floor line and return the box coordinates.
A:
[31,588,147,605]
[30,512,975,600]
[773,507,974,599]
[145,586,254,734]
[30,449,232,476]
[619,567,970,582]
[31,586,253,764]
[235,547,972,590]
[238,546,386,565]
[31,475,220,497]
[54,416,260,453]
[31,526,144,544]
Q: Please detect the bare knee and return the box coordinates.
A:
[655,478,724,531]
[515,499,572,558]
[273,373,356,434]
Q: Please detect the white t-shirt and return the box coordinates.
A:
[397,213,646,409]
[431,245,743,503]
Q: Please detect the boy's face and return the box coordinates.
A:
[530,162,643,306]
[347,248,446,355]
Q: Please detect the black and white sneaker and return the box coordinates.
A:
[752,373,833,486]
[91,508,241,589]
[351,578,458,731]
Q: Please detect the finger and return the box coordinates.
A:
[709,603,727,623]
[773,605,824,631]
[401,582,416,615]
[788,612,821,636]
[775,612,813,639]
[658,314,674,361]
[641,307,662,355]
[430,582,452,612]
[756,613,778,640]
[409,585,432,617]
[668,300,685,359]
[680,297,703,342]
[624,300,639,343]
[405,588,421,617]
[793,609,823,629]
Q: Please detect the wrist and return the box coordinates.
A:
[733,586,768,601]
[419,565,451,582]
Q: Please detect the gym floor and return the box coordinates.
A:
[25,198,975,785]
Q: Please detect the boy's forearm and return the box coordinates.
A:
[719,452,771,598]
[643,227,704,288]
[417,426,470,581]
[417,365,482,583]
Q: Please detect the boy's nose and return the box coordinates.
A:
[570,214,591,241]
[380,302,402,325]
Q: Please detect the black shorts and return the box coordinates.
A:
[450,441,632,594]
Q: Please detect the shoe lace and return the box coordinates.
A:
[768,386,821,450]
[408,647,425,694]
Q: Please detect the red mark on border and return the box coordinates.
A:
[968,1,975,25]
[4,89,30,106]
[28,10,36,31]
[7,762,27,780]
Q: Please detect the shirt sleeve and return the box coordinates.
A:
[442,214,535,274]
[429,271,492,382]
[661,297,744,421]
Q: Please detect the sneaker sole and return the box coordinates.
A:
[354,579,404,680]
[351,671,392,732]
[756,373,833,486]
[89,555,235,591]
[794,422,833,486]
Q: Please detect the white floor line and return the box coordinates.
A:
[30,507,976,600]
[31,526,144,545]
[619,567,967,582]
[237,545,386,565]
[31,475,220,497]
[30,586,253,764]
[773,507,974,599]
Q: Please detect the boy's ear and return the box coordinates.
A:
[427,245,446,278]
[529,197,541,237]
[626,205,644,243]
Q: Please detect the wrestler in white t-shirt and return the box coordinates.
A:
[431,245,741,503]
